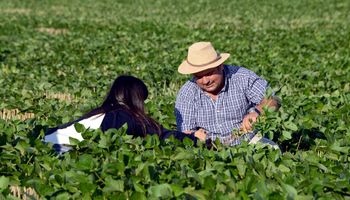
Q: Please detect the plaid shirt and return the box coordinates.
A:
[175,65,268,146]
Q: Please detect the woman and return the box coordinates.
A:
[45,75,206,153]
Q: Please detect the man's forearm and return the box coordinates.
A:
[256,96,281,113]
[241,96,281,132]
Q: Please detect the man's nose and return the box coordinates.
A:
[202,76,210,84]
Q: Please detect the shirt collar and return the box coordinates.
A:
[221,65,230,92]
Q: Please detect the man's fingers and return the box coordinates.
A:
[241,118,252,132]
[243,123,252,132]
[241,113,258,132]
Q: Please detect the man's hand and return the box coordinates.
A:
[240,96,281,132]
[240,112,259,133]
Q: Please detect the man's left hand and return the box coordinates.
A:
[240,112,259,132]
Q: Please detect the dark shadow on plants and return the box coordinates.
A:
[30,124,50,143]
[279,128,326,153]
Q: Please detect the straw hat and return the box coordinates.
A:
[178,42,230,74]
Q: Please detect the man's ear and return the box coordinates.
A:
[218,64,224,72]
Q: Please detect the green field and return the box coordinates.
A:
[1,0,349,199]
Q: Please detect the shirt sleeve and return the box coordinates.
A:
[245,71,268,105]
[175,83,197,132]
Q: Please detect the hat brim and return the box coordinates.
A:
[178,53,230,74]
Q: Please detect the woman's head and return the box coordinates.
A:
[84,75,161,136]
[103,75,148,112]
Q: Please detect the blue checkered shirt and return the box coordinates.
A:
[175,65,268,146]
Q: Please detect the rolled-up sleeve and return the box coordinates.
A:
[245,72,268,105]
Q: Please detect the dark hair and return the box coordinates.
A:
[84,75,161,136]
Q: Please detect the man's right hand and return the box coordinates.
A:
[240,112,259,132]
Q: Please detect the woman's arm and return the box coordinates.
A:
[160,127,206,142]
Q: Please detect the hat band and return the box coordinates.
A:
[186,54,222,67]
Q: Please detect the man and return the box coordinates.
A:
[175,42,280,146]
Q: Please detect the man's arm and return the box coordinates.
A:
[174,85,197,133]
[256,96,282,112]
[240,96,281,132]
[241,68,281,132]
[174,103,196,134]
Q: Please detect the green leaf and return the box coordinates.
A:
[103,178,124,192]
[187,170,203,185]
[237,163,247,177]
[98,134,109,148]
[75,154,94,170]
[278,164,290,173]
[0,176,9,190]
[172,150,194,160]
[14,140,29,155]
[130,191,147,200]
[330,142,349,153]
[74,123,86,133]
[282,184,297,199]
[56,192,71,200]
[170,184,184,197]
[133,181,145,193]
[148,183,172,198]
[69,137,81,145]
[255,181,268,198]
[182,137,194,146]
[144,134,160,148]
[282,130,292,140]
[184,187,209,200]
[284,121,298,131]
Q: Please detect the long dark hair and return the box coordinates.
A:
[84,75,162,136]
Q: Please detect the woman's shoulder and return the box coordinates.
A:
[104,109,132,120]
[101,109,135,131]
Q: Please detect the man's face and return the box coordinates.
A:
[193,65,224,95]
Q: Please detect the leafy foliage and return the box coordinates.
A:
[0,0,349,199]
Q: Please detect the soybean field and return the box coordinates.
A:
[0,0,349,199]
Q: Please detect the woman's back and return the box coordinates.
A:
[101,109,197,141]
[45,109,198,153]
[44,75,204,153]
